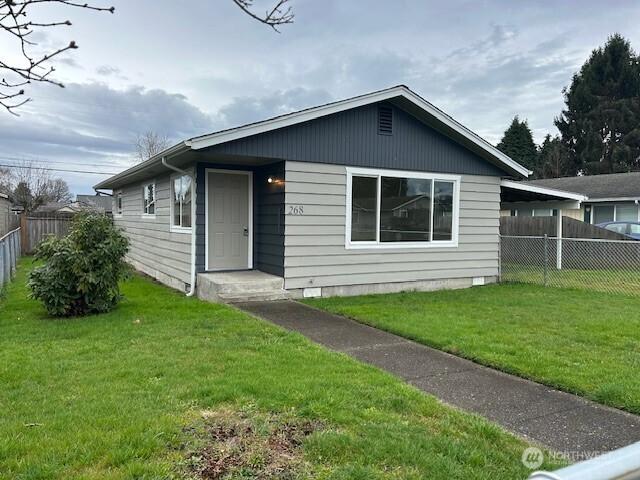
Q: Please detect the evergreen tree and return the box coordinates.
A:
[496,116,539,173]
[537,134,572,178]
[555,34,640,174]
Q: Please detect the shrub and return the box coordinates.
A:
[28,212,130,316]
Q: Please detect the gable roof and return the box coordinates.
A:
[526,172,640,201]
[95,85,529,190]
[76,194,113,212]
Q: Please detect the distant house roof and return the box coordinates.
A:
[526,172,640,201]
[95,85,530,190]
[76,194,112,213]
[34,201,83,214]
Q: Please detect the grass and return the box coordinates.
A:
[502,263,640,296]
[306,283,640,416]
[0,259,555,480]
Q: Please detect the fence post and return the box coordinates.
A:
[556,210,563,270]
[0,239,4,289]
[20,214,27,254]
[2,238,9,285]
[498,235,502,282]
[543,234,549,287]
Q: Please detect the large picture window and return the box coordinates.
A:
[347,168,459,248]
[171,174,192,231]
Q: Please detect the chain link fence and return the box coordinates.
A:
[500,235,640,296]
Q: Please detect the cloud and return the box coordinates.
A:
[0,82,214,193]
[215,87,333,127]
[96,65,122,76]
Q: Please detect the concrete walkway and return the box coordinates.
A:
[236,300,640,453]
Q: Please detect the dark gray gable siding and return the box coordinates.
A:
[195,161,284,276]
[203,102,505,177]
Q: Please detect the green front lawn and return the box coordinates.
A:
[501,263,640,296]
[306,284,640,415]
[0,259,548,479]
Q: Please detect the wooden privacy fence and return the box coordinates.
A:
[20,214,74,254]
[500,216,631,240]
[0,228,21,289]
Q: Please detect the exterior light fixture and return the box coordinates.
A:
[267,176,284,185]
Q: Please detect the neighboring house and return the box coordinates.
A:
[76,194,113,214]
[95,85,576,299]
[32,195,112,215]
[0,193,10,236]
[33,201,83,214]
[508,172,640,224]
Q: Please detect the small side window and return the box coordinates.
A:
[142,183,156,215]
[171,175,192,230]
[115,192,123,216]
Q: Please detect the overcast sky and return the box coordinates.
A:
[2,0,640,194]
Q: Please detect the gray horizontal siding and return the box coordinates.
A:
[283,161,500,290]
[206,102,506,177]
[114,171,192,290]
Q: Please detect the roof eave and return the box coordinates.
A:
[187,85,529,178]
[95,85,530,189]
[501,179,588,202]
[93,141,191,190]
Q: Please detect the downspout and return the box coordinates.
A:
[162,157,197,297]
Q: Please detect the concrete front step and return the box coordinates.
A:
[219,291,291,303]
[197,270,291,303]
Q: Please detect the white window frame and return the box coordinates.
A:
[590,203,640,224]
[345,167,460,249]
[142,181,156,217]
[114,191,123,217]
[170,173,194,233]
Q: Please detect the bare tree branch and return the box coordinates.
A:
[0,0,114,114]
[1,0,293,115]
[231,0,294,32]
[134,131,171,163]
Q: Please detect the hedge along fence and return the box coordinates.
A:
[0,228,21,290]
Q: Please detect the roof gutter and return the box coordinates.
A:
[161,156,197,298]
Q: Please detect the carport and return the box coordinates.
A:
[500,180,588,269]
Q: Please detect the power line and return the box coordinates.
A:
[0,154,130,168]
[0,164,117,175]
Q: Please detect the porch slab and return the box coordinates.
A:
[197,270,290,303]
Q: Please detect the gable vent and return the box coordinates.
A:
[378,104,393,135]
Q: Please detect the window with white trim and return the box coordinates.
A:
[347,168,459,248]
[142,182,156,215]
[171,174,192,230]
[115,191,123,216]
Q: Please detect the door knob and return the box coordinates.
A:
[243,227,249,237]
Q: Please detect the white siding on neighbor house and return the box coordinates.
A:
[0,196,10,236]
[114,171,192,290]
[283,161,500,290]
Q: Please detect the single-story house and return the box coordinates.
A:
[509,173,640,225]
[33,195,113,215]
[76,194,113,214]
[34,201,84,214]
[94,85,579,301]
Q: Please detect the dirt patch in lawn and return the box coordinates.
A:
[179,406,322,479]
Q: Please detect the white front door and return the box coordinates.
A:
[206,170,252,270]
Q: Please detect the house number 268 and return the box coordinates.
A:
[288,205,304,215]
